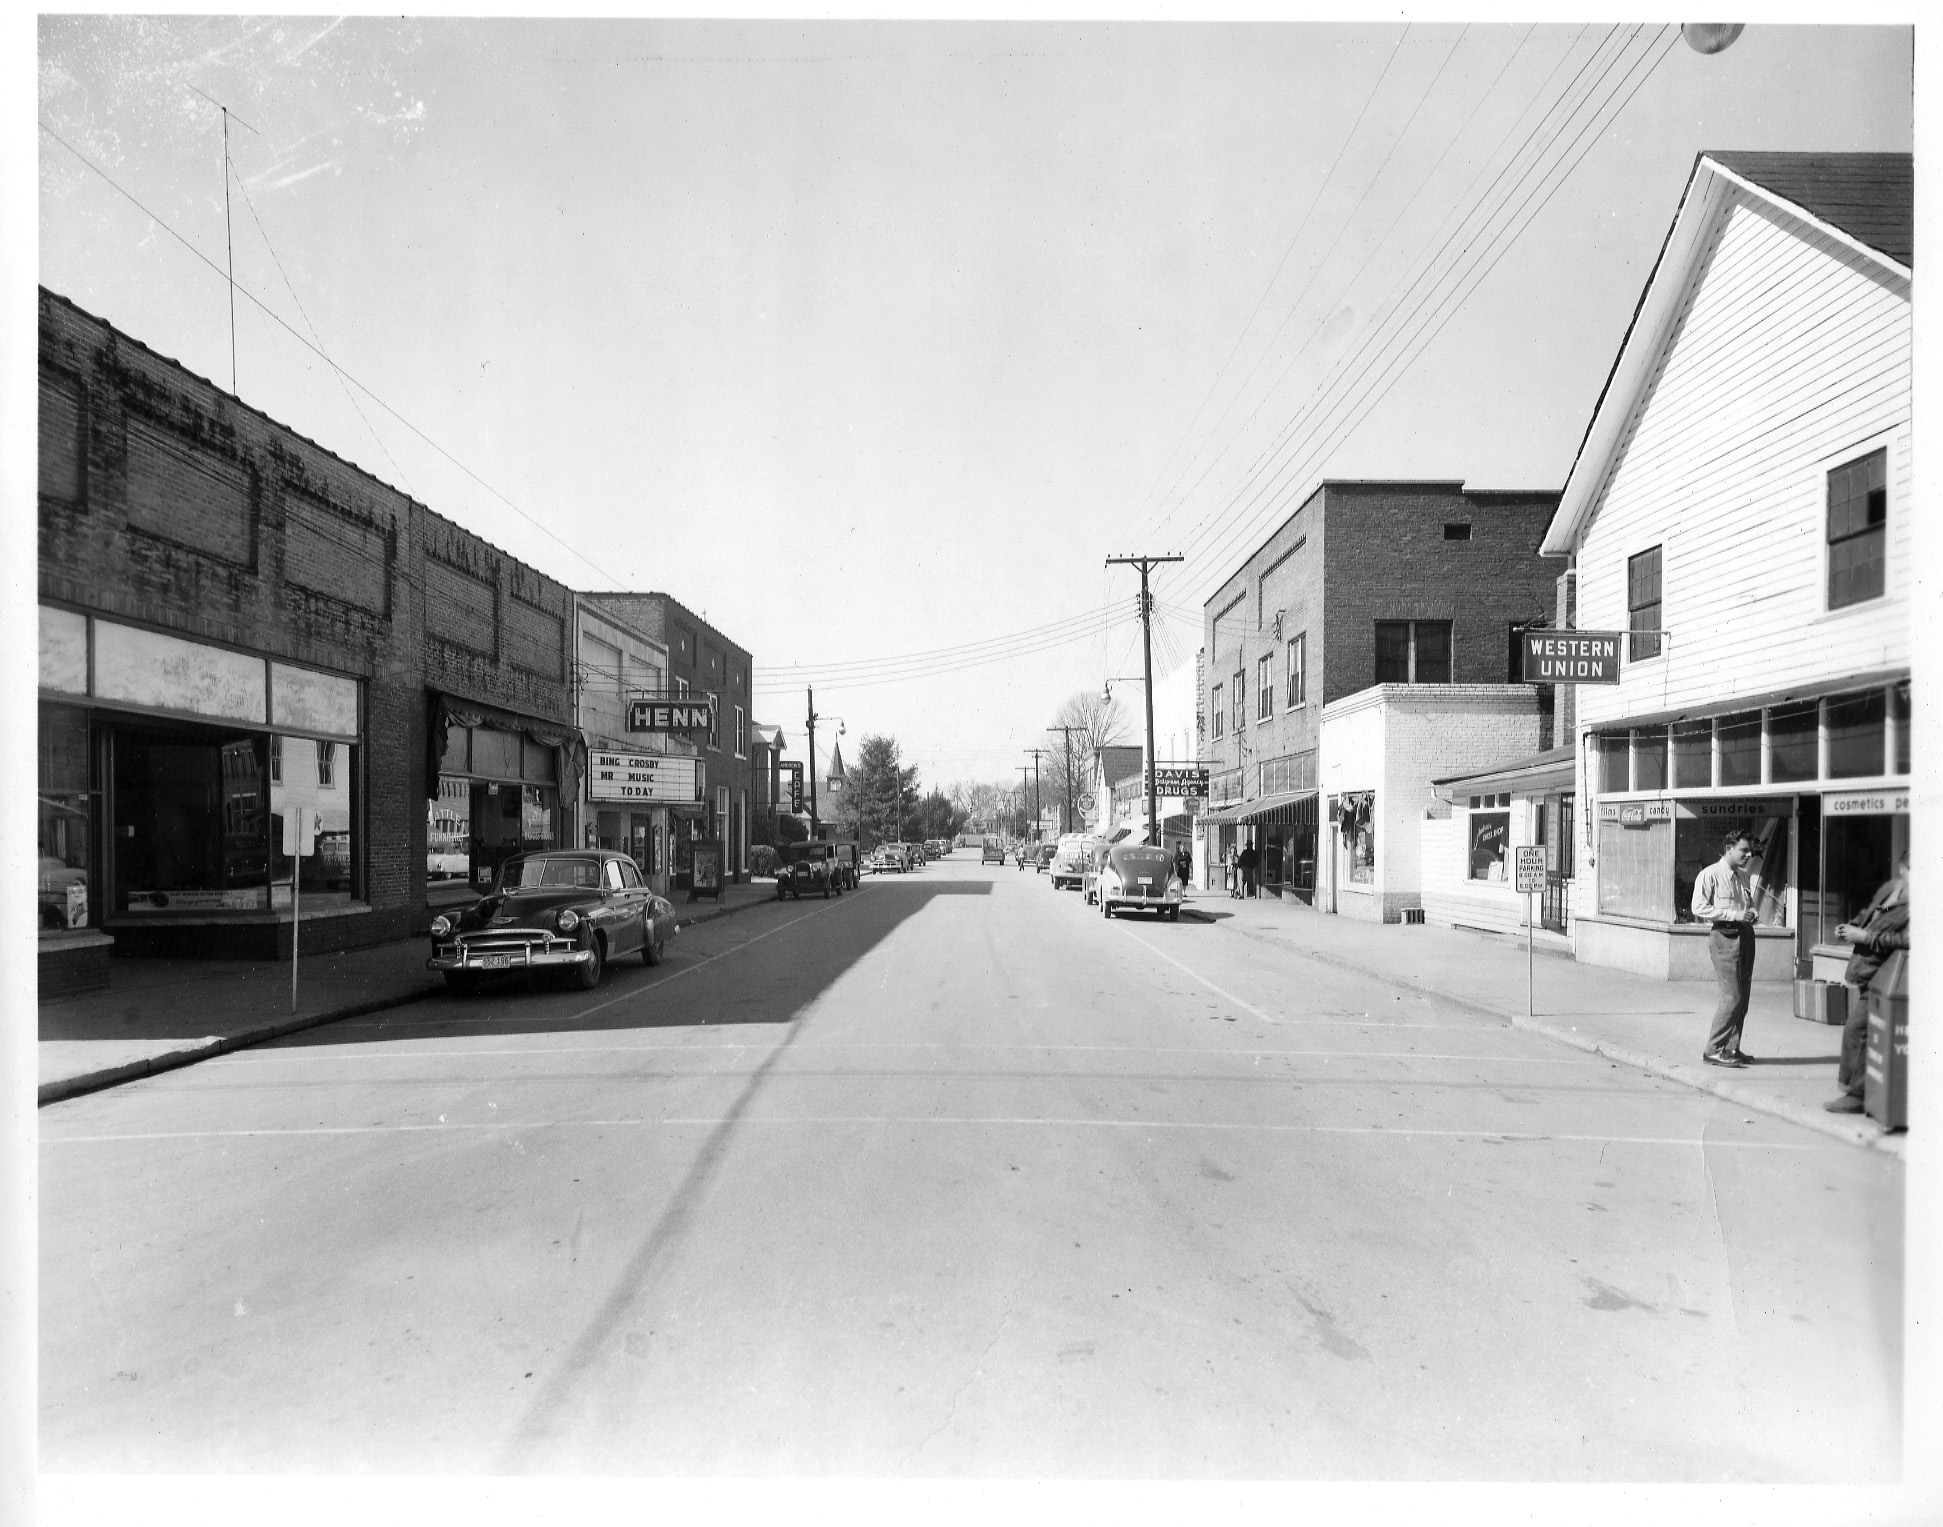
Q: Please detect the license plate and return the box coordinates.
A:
[481,953,511,970]
[1137,877,1153,886]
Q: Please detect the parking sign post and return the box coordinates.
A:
[283,807,318,1013]
[1515,845,1546,1017]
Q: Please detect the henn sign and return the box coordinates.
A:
[627,696,717,736]
[1521,631,1622,684]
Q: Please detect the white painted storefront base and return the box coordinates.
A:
[1573,913,1795,983]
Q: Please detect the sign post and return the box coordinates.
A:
[1514,844,1546,1016]
[283,806,318,1014]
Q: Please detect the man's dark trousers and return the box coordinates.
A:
[1706,923,1754,1055]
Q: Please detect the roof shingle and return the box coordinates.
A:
[1704,150,1912,266]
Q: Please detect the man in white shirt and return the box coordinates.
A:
[1691,828,1761,1067]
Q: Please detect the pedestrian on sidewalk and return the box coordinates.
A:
[1174,843,1193,890]
[1826,847,1910,1115]
[1224,843,1239,899]
[1238,841,1259,899]
[1692,828,1761,1067]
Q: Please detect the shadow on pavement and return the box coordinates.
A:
[260,878,992,1048]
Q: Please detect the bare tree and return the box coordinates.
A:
[1045,689,1130,831]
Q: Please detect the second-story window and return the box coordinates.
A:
[1374,621,1452,684]
[269,734,282,785]
[1628,546,1663,660]
[1232,669,1245,733]
[735,705,747,757]
[1256,655,1272,721]
[1212,684,1225,739]
[316,740,336,788]
[1828,447,1887,609]
[1287,633,1306,708]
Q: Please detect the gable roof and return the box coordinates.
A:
[1541,150,1911,558]
[1097,744,1145,787]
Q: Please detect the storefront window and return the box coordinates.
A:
[428,776,471,882]
[113,726,271,913]
[1671,722,1712,789]
[1820,814,1895,944]
[1632,728,1668,792]
[1596,814,1674,920]
[270,735,357,905]
[1893,683,1910,774]
[1468,811,1510,882]
[1827,691,1885,778]
[39,703,93,931]
[1342,792,1375,884]
[1596,733,1629,794]
[1717,712,1761,788]
[1673,804,1789,926]
[1769,702,1818,783]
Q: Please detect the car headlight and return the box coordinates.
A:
[555,908,580,933]
[430,914,453,939]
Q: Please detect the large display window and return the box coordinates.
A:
[39,703,93,931]
[112,724,272,913]
[270,735,359,907]
[429,721,561,894]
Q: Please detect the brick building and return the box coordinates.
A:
[37,288,575,989]
[1198,480,1560,912]
[578,593,756,884]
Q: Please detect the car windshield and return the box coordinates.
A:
[501,856,602,890]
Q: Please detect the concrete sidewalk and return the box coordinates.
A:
[1180,886,1902,1155]
[38,878,782,1106]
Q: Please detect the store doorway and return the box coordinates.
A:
[470,781,523,890]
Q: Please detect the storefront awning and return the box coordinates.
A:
[1434,746,1576,798]
[1202,790,1318,827]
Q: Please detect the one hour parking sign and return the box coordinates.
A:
[1514,845,1546,894]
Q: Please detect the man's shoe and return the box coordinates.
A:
[1824,1094,1866,1114]
[1729,1049,1757,1063]
[1703,1050,1749,1069]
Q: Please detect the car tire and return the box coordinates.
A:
[643,917,662,965]
[443,971,477,997]
[1101,896,1113,919]
[575,936,605,991]
[823,881,831,899]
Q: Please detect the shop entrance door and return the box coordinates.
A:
[1542,792,1575,933]
[629,813,651,882]
[470,781,523,890]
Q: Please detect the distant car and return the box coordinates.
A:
[1048,833,1106,890]
[1035,842,1057,873]
[775,841,845,900]
[427,849,674,994]
[868,844,908,874]
[982,835,1007,865]
[1096,840,1185,921]
[907,841,928,866]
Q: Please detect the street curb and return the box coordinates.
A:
[1196,903,1905,1156]
[37,984,443,1108]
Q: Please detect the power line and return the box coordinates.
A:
[39,118,629,593]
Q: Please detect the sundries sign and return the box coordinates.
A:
[1521,631,1622,684]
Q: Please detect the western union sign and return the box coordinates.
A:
[627,697,717,736]
[1521,631,1622,684]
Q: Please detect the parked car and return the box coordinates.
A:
[1035,842,1057,873]
[868,844,908,874]
[1048,833,1106,890]
[775,841,845,900]
[982,835,1007,865]
[1096,840,1185,921]
[1080,840,1115,904]
[426,849,673,994]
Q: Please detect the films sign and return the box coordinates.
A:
[589,751,703,804]
[1521,631,1622,684]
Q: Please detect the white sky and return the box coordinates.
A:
[28,16,1916,791]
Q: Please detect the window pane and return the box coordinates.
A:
[1375,622,1410,683]
[39,704,92,931]
[1597,733,1629,794]
[1413,622,1452,684]
[1632,728,1668,791]
[1895,682,1910,774]
[1769,701,1818,782]
[1827,449,1887,539]
[1468,812,1510,881]
[1827,690,1885,778]
[1629,601,1662,660]
[1671,722,1712,788]
[1829,528,1885,607]
[1718,712,1761,787]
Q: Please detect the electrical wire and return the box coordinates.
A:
[1182,25,1677,586]
[39,118,630,593]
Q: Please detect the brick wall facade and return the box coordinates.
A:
[38,288,575,953]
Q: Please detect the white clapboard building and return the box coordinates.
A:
[1540,152,1911,981]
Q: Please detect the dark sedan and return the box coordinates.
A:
[426,849,674,994]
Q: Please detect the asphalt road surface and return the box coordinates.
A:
[40,855,1902,1479]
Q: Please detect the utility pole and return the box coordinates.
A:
[190,87,257,394]
[1017,766,1033,840]
[1022,747,1047,840]
[1106,553,1184,845]
[1047,726,1078,834]
[805,687,820,841]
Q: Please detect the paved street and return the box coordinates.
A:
[40,857,1901,1480]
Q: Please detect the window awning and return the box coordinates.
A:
[1433,746,1576,798]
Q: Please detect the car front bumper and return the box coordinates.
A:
[427,935,593,974]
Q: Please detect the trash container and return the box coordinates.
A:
[1864,950,1908,1131]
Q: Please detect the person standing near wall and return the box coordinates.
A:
[1692,828,1761,1067]
[1237,839,1260,899]
[1826,847,1910,1114]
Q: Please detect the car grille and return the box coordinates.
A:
[456,930,571,956]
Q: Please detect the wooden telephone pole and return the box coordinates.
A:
[1105,553,1183,845]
